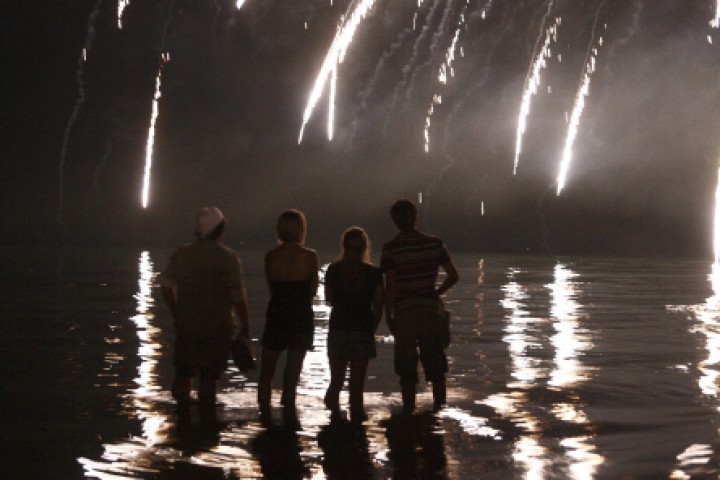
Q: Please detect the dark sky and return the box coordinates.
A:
[2,0,719,256]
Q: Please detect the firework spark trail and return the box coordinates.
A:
[556,1,608,196]
[513,0,559,175]
[118,1,130,28]
[56,0,103,230]
[440,0,512,157]
[141,1,175,208]
[404,0,457,105]
[141,59,166,209]
[382,0,443,135]
[328,64,337,141]
[236,0,246,8]
[713,1,720,28]
[348,27,415,145]
[298,0,378,144]
[423,1,469,153]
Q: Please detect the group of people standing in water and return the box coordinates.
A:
[158,199,459,424]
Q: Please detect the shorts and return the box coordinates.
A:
[174,318,233,380]
[393,302,448,384]
[327,330,377,361]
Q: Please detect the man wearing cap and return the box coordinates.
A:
[159,206,250,406]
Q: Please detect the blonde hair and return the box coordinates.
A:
[276,209,307,244]
[339,226,371,264]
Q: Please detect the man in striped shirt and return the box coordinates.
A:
[380,199,459,413]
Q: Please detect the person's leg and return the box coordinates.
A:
[431,375,446,412]
[172,375,193,403]
[325,356,347,412]
[417,305,449,411]
[348,359,369,421]
[281,349,307,408]
[258,347,281,409]
[394,309,420,413]
[198,377,219,405]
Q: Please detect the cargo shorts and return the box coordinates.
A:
[393,301,448,384]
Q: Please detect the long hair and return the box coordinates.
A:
[339,226,371,264]
[276,209,307,244]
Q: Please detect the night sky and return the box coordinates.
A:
[2,0,719,256]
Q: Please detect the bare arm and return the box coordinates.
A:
[436,258,459,298]
[235,300,250,339]
[371,284,384,332]
[161,285,178,319]
[309,251,320,298]
[384,269,397,334]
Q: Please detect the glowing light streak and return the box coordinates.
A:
[141,59,166,209]
[118,1,129,28]
[557,2,608,195]
[712,1,720,28]
[422,0,470,153]
[56,0,103,231]
[513,11,560,175]
[236,0,246,9]
[328,64,337,141]
[298,0,378,144]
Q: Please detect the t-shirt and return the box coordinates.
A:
[158,239,247,323]
[380,229,450,305]
[325,261,383,333]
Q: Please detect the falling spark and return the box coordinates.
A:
[513,3,560,175]
[140,1,174,209]
[236,0,246,9]
[712,1,720,28]
[556,2,608,196]
[298,0,378,144]
[328,64,337,141]
[56,0,103,230]
[714,167,720,263]
[141,59,166,209]
[118,0,129,28]
[481,201,485,216]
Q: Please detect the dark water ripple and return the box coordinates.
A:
[2,248,720,479]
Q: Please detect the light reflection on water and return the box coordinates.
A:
[8,249,711,478]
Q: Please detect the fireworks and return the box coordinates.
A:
[513,1,559,175]
[556,2,608,196]
[141,58,167,209]
[118,0,129,28]
[298,0,379,144]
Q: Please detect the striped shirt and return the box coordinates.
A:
[380,229,450,305]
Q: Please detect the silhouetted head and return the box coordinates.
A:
[390,199,417,232]
[195,206,226,240]
[340,226,370,264]
[276,209,307,244]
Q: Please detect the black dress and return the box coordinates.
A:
[261,279,315,351]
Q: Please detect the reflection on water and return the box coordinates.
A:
[22,250,717,478]
[481,261,602,479]
[670,262,720,478]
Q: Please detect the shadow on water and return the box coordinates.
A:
[318,415,374,480]
[251,423,309,480]
[382,412,448,480]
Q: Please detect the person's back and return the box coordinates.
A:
[258,209,320,423]
[380,199,458,413]
[170,239,243,321]
[159,206,250,406]
[381,229,448,306]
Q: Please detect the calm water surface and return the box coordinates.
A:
[2,247,720,479]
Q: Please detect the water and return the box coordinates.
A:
[2,247,720,479]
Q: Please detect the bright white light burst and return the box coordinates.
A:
[141,58,167,209]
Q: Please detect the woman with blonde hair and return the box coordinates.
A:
[323,226,383,421]
[258,209,319,424]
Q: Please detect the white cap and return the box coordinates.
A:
[196,206,225,238]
